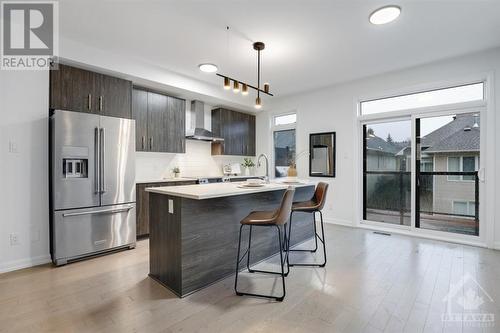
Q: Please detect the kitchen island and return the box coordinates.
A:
[146,181,316,297]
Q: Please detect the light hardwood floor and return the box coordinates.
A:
[1,224,499,333]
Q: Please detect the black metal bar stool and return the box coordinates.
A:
[288,182,329,267]
[234,188,295,302]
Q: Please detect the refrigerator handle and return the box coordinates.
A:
[94,127,100,194]
[100,128,106,193]
[62,205,135,217]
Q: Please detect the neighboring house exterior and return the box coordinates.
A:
[365,135,410,213]
[365,135,407,171]
[421,114,480,217]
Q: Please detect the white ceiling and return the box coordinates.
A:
[59,0,500,97]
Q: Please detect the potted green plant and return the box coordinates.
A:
[241,158,255,176]
[172,166,180,178]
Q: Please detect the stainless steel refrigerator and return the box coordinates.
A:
[50,110,136,265]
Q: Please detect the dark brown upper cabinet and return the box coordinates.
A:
[132,88,186,153]
[49,63,132,119]
[50,64,98,114]
[211,108,256,156]
[99,74,132,118]
[132,89,148,151]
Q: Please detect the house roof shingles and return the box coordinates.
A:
[366,136,404,154]
[423,114,480,153]
[365,113,479,156]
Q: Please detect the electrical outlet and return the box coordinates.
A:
[10,233,19,246]
[9,141,18,153]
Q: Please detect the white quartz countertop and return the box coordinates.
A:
[136,177,198,184]
[136,176,260,184]
[145,180,315,200]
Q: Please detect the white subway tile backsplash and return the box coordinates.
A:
[136,140,254,180]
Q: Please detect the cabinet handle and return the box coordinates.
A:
[88,94,92,111]
[149,137,153,150]
[99,96,103,112]
[141,136,145,150]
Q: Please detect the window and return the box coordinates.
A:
[448,157,461,181]
[462,156,475,181]
[447,156,478,181]
[274,113,296,126]
[420,158,433,172]
[272,112,297,178]
[273,129,296,177]
[360,82,484,115]
[453,201,476,217]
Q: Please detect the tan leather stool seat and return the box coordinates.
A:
[241,211,277,225]
[292,200,319,212]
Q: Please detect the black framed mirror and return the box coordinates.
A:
[309,132,336,177]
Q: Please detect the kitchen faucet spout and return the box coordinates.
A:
[257,153,270,183]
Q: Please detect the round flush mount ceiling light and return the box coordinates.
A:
[198,63,218,73]
[369,5,401,25]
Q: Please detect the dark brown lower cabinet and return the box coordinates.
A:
[136,181,197,238]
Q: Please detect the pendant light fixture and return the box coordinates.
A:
[241,83,248,95]
[217,41,273,109]
[223,76,231,90]
[233,81,240,93]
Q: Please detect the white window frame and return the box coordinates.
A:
[360,82,484,116]
[273,113,297,127]
[354,72,494,248]
[271,112,297,179]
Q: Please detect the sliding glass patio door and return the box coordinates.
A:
[415,112,481,236]
[362,111,483,238]
[363,119,411,226]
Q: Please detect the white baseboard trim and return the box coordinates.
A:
[493,242,500,250]
[322,217,354,227]
[0,254,51,274]
[358,223,488,248]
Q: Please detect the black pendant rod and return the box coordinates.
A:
[257,49,260,100]
[216,73,274,96]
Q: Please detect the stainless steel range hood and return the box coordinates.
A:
[186,100,224,142]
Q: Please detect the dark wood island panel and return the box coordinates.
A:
[149,185,316,297]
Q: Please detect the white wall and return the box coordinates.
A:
[0,70,50,272]
[257,47,499,246]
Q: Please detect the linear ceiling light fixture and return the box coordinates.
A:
[217,41,273,109]
[369,5,401,25]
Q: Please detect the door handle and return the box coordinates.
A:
[62,205,135,217]
[100,128,106,193]
[142,136,145,150]
[94,127,100,194]
[149,137,153,150]
[88,94,92,111]
[99,96,103,112]
[479,168,485,182]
